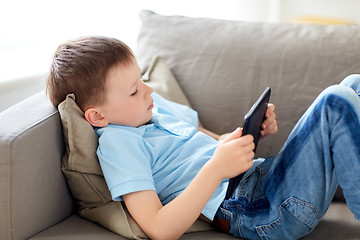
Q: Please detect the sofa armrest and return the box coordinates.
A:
[0,91,73,240]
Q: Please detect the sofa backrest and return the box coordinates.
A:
[137,10,360,157]
[0,91,73,240]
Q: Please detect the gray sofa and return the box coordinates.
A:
[1,10,360,240]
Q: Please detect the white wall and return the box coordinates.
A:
[0,75,45,112]
[1,0,360,112]
[280,0,360,23]
[237,0,282,22]
[0,0,243,112]
[0,0,243,83]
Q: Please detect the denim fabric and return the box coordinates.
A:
[216,74,360,239]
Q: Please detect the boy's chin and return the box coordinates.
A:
[145,115,153,124]
[137,115,153,127]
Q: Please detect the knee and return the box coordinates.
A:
[318,85,359,110]
[340,74,360,92]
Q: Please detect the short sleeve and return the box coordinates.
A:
[96,127,155,201]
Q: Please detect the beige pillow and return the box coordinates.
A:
[58,56,212,239]
[142,56,192,107]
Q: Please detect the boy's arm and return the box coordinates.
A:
[123,165,221,240]
[198,126,220,140]
[123,128,255,240]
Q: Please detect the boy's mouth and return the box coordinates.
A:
[147,100,154,110]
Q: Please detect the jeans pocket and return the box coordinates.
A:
[217,205,234,220]
[255,197,320,240]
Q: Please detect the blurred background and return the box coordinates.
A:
[1,0,359,111]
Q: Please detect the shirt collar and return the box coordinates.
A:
[150,107,196,137]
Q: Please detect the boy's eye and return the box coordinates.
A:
[131,90,137,96]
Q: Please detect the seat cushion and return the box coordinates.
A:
[304,202,360,238]
[29,214,127,240]
[28,214,235,240]
[29,203,360,239]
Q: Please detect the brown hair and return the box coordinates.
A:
[46,36,135,110]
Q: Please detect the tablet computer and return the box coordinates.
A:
[225,87,271,200]
[242,87,271,152]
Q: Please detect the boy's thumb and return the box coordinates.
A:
[223,127,242,142]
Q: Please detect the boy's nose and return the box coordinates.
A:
[146,83,153,95]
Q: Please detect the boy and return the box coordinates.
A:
[47,36,360,239]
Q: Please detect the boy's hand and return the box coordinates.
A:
[260,103,278,136]
[210,127,254,180]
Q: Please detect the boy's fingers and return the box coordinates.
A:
[261,120,278,135]
[266,103,275,117]
[266,110,276,119]
[244,141,255,152]
[223,127,242,142]
[232,134,254,148]
[267,103,275,111]
[263,116,275,129]
[241,134,254,145]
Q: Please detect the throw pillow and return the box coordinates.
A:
[58,56,212,239]
[142,56,193,107]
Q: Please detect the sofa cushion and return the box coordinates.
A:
[27,204,360,240]
[58,56,212,239]
[142,56,193,107]
[28,214,236,240]
[137,10,360,158]
[0,92,73,240]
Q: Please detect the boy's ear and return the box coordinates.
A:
[84,107,109,127]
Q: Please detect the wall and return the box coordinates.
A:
[235,0,360,24]
[0,75,45,112]
[280,0,360,23]
[1,0,360,112]
[0,0,242,113]
[237,0,281,22]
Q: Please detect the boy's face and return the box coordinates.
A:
[86,60,154,128]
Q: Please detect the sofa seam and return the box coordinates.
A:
[0,135,12,240]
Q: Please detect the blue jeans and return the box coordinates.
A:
[216,74,360,239]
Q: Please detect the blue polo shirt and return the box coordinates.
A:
[95,93,228,220]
